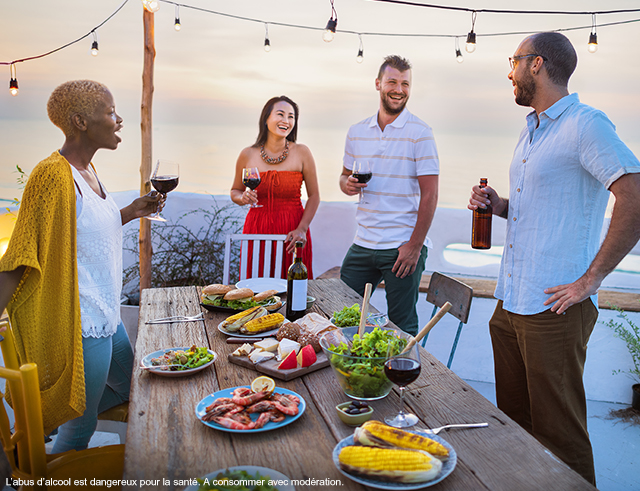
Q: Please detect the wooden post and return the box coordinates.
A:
[140,8,155,290]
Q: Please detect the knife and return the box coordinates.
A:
[226,337,263,344]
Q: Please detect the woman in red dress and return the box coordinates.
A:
[230,96,320,278]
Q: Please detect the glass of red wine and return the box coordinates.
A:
[148,160,179,222]
[352,161,372,204]
[242,167,262,208]
[384,337,421,428]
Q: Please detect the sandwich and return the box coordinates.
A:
[253,289,282,311]
[201,284,234,305]
[222,288,255,309]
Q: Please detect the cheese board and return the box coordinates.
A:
[228,349,330,381]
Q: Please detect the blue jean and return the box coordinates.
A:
[52,321,133,453]
[340,244,427,336]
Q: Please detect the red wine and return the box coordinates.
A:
[353,172,372,184]
[151,176,179,194]
[384,358,421,386]
[243,177,261,190]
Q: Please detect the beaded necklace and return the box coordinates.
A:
[260,140,289,165]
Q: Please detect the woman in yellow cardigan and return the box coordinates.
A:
[0,80,162,452]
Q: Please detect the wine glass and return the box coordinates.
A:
[148,160,179,222]
[384,337,421,428]
[242,167,262,208]
[352,161,372,204]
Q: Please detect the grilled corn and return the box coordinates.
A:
[221,306,267,332]
[240,313,285,334]
[338,445,442,483]
[354,420,449,460]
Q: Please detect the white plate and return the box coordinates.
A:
[332,430,457,490]
[184,465,294,491]
[195,387,306,433]
[236,278,287,294]
[217,320,281,339]
[140,347,216,377]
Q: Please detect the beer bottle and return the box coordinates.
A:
[286,241,308,321]
[471,178,492,249]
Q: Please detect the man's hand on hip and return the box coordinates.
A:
[543,273,601,315]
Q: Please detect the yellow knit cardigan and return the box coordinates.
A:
[0,151,85,434]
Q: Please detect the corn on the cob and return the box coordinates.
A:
[338,445,442,483]
[354,420,449,460]
[240,313,285,334]
[221,306,267,332]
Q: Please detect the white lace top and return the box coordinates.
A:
[70,164,122,338]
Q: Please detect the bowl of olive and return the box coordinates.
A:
[335,401,374,426]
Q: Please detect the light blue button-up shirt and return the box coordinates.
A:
[495,93,640,315]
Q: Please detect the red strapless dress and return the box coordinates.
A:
[242,170,314,279]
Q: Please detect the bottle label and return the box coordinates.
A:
[291,279,308,311]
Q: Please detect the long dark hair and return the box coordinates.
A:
[253,95,299,147]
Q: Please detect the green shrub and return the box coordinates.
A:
[606,303,640,384]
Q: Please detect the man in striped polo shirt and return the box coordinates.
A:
[339,55,439,336]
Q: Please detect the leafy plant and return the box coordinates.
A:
[122,197,244,303]
[4,165,28,213]
[606,303,640,384]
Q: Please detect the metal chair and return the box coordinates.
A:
[222,234,288,285]
[0,321,125,489]
[421,272,473,369]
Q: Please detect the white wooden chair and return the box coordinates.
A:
[223,234,288,285]
[421,272,473,369]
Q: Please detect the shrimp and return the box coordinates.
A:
[246,400,275,413]
[205,397,233,412]
[212,416,255,431]
[232,390,269,406]
[202,403,238,421]
[270,393,299,416]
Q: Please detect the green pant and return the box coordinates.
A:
[340,244,427,336]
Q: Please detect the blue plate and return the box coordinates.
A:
[195,386,306,433]
[332,430,457,490]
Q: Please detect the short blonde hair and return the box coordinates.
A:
[47,80,109,136]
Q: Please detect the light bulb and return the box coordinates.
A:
[9,78,18,97]
[465,31,476,53]
[356,49,363,63]
[174,18,181,31]
[323,18,337,43]
[91,41,99,56]
[264,38,271,52]
[456,48,464,63]
[142,0,160,13]
[588,32,598,53]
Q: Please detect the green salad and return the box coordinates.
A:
[150,346,214,371]
[332,304,362,327]
[328,327,408,398]
[196,468,278,491]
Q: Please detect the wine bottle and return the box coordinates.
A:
[471,178,492,249]
[286,241,308,321]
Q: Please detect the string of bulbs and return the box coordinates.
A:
[3,0,640,96]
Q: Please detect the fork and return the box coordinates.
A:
[145,312,204,324]
[423,422,488,435]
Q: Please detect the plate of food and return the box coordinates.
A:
[140,346,216,377]
[201,284,282,313]
[332,422,457,490]
[184,465,294,491]
[217,306,286,339]
[196,385,306,433]
[236,277,287,295]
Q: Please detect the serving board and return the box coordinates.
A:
[227,350,330,381]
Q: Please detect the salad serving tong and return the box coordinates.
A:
[145,312,204,324]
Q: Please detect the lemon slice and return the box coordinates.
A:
[251,375,276,394]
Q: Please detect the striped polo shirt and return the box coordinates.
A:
[343,108,439,249]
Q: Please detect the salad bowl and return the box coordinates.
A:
[320,326,408,401]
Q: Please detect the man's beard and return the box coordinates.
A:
[381,93,407,115]
[515,72,536,107]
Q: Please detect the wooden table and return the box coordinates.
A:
[123,279,595,491]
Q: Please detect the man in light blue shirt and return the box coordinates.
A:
[469,32,640,484]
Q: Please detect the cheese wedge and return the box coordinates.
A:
[254,338,279,352]
[277,338,300,360]
[231,343,253,357]
[249,350,275,364]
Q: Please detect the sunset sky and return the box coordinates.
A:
[2,0,639,206]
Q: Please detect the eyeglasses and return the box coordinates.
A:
[509,54,547,70]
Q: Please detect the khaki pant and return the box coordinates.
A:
[490,299,598,485]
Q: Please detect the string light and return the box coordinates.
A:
[455,37,463,63]
[466,11,477,53]
[142,0,160,13]
[9,64,18,96]
[356,34,364,63]
[588,14,598,53]
[174,5,181,30]
[264,23,271,52]
[323,0,338,43]
[90,31,99,56]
